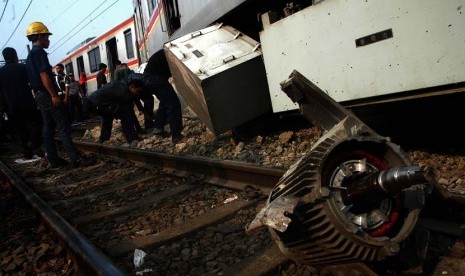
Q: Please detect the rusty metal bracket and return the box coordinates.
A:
[280,70,378,137]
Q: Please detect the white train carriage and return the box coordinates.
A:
[132,0,465,135]
[59,17,139,94]
[260,0,465,112]
[133,0,253,64]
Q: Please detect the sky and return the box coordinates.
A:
[0,0,133,65]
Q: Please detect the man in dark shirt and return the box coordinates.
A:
[97,63,108,89]
[0,47,43,159]
[143,49,186,144]
[67,73,83,123]
[26,21,88,168]
[83,76,145,144]
[54,63,70,103]
[54,63,71,122]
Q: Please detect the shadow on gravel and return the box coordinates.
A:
[351,92,465,154]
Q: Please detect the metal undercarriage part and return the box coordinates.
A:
[247,71,435,269]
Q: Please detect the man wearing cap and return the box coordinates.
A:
[25,21,90,169]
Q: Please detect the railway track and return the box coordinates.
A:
[3,136,465,276]
[0,140,302,275]
[2,74,465,275]
[2,130,465,275]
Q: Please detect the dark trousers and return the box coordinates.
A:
[34,91,80,165]
[79,84,87,98]
[135,95,155,129]
[68,95,83,123]
[144,74,183,141]
[129,103,143,132]
[9,109,43,158]
[90,102,139,143]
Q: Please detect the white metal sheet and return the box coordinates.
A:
[164,24,271,135]
[166,24,262,79]
[260,0,465,112]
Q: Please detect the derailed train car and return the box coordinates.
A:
[132,0,465,273]
[132,0,465,135]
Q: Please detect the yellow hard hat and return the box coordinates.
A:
[26,22,52,37]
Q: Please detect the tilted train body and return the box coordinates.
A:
[133,0,465,115]
[60,0,465,113]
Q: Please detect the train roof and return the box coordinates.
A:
[60,17,134,64]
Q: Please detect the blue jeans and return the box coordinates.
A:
[34,90,80,165]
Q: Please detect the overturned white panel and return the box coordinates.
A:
[165,24,271,136]
[260,0,465,112]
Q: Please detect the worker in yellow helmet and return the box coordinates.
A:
[25,22,91,169]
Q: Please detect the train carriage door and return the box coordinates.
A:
[161,0,180,35]
[77,56,85,75]
[106,38,118,80]
[65,62,74,76]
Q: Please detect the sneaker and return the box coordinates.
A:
[50,158,68,169]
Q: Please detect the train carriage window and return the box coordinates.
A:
[148,0,156,15]
[162,0,180,35]
[77,56,85,75]
[65,62,74,76]
[124,29,135,59]
[87,47,101,73]
[135,2,146,41]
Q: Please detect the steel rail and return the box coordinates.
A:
[74,140,285,194]
[0,160,126,276]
